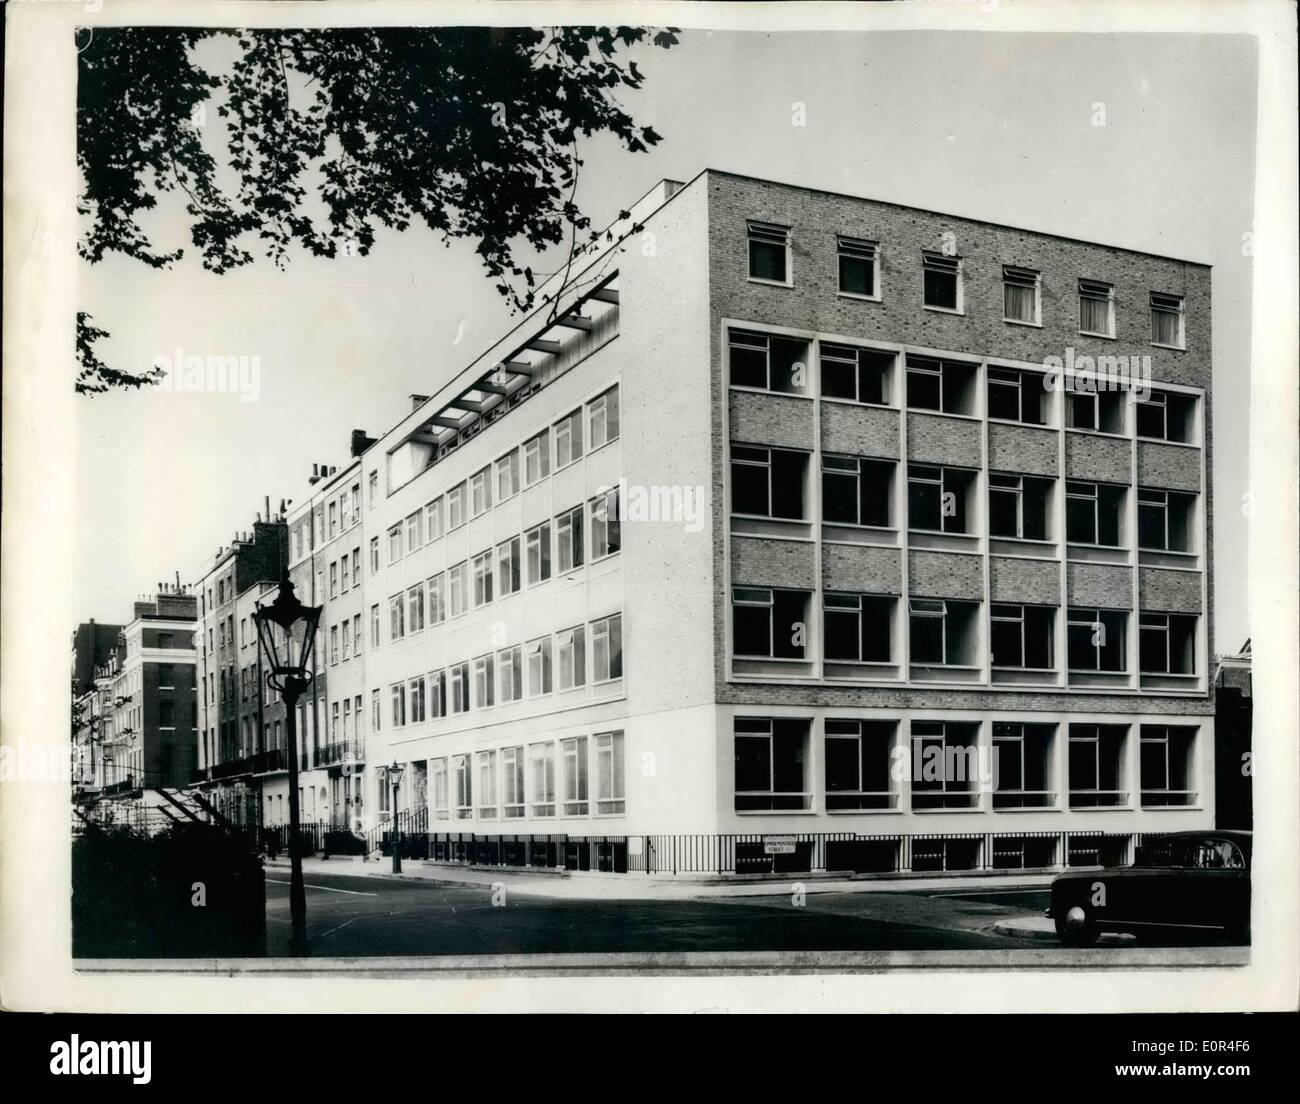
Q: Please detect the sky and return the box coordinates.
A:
[74,28,1258,648]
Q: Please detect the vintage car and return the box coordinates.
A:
[1047,830,1251,945]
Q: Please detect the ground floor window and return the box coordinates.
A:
[1069,724,1128,807]
[734,717,810,811]
[824,719,895,809]
[992,722,1055,808]
[910,721,982,809]
[1140,725,1197,806]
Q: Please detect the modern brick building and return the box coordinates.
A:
[339,170,1214,875]
[166,169,1213,876]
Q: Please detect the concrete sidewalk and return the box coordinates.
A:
[266,855,1056,901]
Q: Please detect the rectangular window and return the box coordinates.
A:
[734,717,810,811]
[747,220,789,283]
[1079,278,1114,337]
[526,522,552,584]
[1067,607,1128,672]
[837,236,878,298]
[371,688,381,733]
[905,355,975,414]
[431,759,449,820]
[731,445,808,520]
[470,467,492,517]
[820,343,890,405]
[328,501,338,538]
[369,536,379,574]
[340,619,350,661]
[523,430,551,485]
[352,547,361,588]
[477,750,499,819]
[408,676,426,724]
[454,754,473,820]
[449,662,470,714]
[821,454,893,527]
[909,599,978,666]
[390,683,406,728]
[472,551,493,607]
[425,496,444,542]
[556,626,587,690]
[907,463,972,534]
[593,732,626,815]
[472,654,494,708]
[590,488,622,558]
[727,328,809,394]
[427,669,447,719]
[370,604,379,648]
[922,251,961,311]
[1150,292,1185,348]
[495,536,521,597]
[495,450,520,502]
[497,645,523,703]
[1138,488,1195,552]
[329,562,338,599]
[527,636,553,696]
[502,747,525,818]
[368,470,378,508]
[407,582,425,633]
[447,482,467,530]
[592,614,623,681]
[529,742,557,817]
[388,525,403,564]
[448,562,468,617]
[987,367,1047,424]
[554,409,584,468]
[1069,723,1127,807]
[406,510,423,550]
[823,593,893,663]
[992,722,1056,809]
[1139,612,1196,674]
[1002,265,1040,324]
[562,736,590,816]
[732,587,809,659]
[1136,389,1196,442]
[1140,725,1196,806]
[910,720,980,809]
[1067,388,1126,433]
[388,594,405,640]
[990,603,1056,669]
[1065,480,1125,546]
[589,385,620,449]
[556,506,584,573]
[988,473,1051,540]
[427,572,446,625]
[825,718,895,810]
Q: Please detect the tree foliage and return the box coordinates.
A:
[75,26,676,392]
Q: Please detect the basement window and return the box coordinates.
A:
[731,444,808,520]
[990,603,1055,669]
[747,221,791,284]
[728,328,810,394]
[922,251,962,311]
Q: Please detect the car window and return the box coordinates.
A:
[1190,840,1246,869]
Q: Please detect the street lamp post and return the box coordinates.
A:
[252,578,323,958]
[388,760,405,874]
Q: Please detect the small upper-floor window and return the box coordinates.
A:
[747,220,790,284]
[837,236,879,298]
[368,470,378,508]
[1150,292,1185,348]
[523,430,551,486]
[1002,266,1041,325]
[555,409,584,469]
[387,525,403,564]
[1078,278,1115,337]
[495,450,520,502]
[447,482,467,530]
[728,328,810,394]
[470,467,493,517]
[922,251,962,311]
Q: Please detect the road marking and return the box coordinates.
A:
[929,888,1048,898]
[266,879,377,897]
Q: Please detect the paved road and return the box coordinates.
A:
[265,870,1050,956]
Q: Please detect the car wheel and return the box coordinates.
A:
[1054,904,1100,946]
